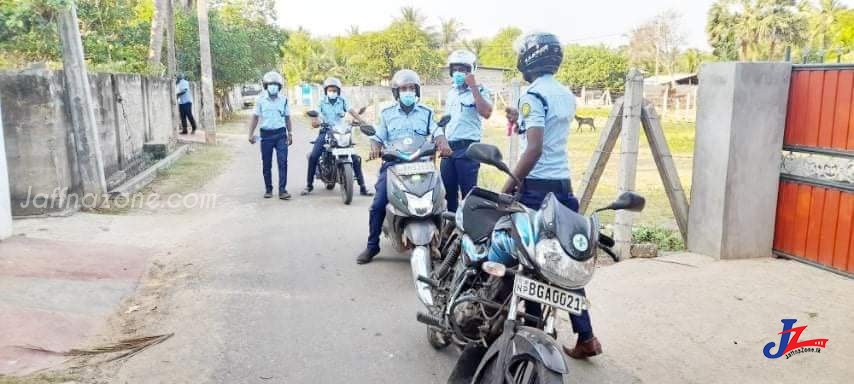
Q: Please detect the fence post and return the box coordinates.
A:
[614,69,644,259]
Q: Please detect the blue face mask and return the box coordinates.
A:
[399,91,417,107]
[452,71,466,87]
[267,84,280,96]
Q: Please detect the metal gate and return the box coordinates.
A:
[773,64,854,276]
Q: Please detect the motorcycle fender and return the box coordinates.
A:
[403,221,437,246]
[472,325,568,381]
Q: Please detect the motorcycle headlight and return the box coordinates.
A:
[334,133,352,147]
[405,191,433,217]
[533,238,595,289]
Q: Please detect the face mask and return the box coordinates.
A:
[327,91,338,100]
[399,91,417,107]
[452,71,466,87]
[267,84,280,96]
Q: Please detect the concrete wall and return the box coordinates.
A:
[0,97,12,239]
[1,70,181,215]
[688,62,791,259]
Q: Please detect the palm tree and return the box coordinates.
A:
[148,0,167,65]
[810,0,846,53]
[398,6,428,28]
[464,38,486,57]
[706,0,807,61]
[439,18,467,53]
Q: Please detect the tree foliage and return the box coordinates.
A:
[557,45,629,91]
[705,0,808,61]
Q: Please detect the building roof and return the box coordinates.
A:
[644,73,698,85]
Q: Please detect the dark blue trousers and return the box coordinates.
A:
[518,178,593,341]
[440,143,480,212]
[260,128,288,193]
[366,162,393,250]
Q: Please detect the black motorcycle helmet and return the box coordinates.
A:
[515,32,563,83]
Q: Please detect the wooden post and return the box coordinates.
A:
[641,102,689,241]
[614,69,644,259]
[0,98,12,239]
[57,3,107,195]
[577,99,624,214]
[197,0,216,144]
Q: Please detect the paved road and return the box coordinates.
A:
[110,114,460,383]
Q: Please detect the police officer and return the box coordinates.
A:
[503,32,602,359]
[248,71,292,200]
[175,73,197,135]
[302,77,373,197]
[441,50,493,212]
[356,69,451,265]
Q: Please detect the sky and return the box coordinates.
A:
[275,0,854,51]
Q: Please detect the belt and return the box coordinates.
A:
[260,127,286,138]
[448,139,478,151]
[522,178,573,195]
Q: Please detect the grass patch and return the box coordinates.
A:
[633,225,686,251]
[478,105,694,229]
[93,144,232,214]
[0,372,79,384]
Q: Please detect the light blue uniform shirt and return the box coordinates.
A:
[518,74,576,180]
[370,103,442,145]
[177,79,192,105]
[254,93,290,130]
[318,96,350,125]
[444,85,492,141]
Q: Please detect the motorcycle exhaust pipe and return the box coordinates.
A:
[411,246,434,307]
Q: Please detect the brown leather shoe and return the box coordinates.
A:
[563,336,602,359]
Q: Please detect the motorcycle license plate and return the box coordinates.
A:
[393,162,434,175]
[331,148,356,156]
[513,275,586,315]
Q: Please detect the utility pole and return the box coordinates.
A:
[57,3,107,196]
[197,0,217,144]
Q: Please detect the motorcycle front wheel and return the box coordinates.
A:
[476,358,564,384]
[340,163,354,205]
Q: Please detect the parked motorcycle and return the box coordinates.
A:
[414,143,645,384]
[305,107,366,204]
[359,115,451,307]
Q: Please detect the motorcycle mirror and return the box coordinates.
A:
[359,125,376,136]
[436,115,451,128]
[306,110,319,118]
[357,106,367,115]
[481,261,506,277]
[466,143,513,175]
[599,192,646,212]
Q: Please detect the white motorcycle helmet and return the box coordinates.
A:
[323,77,343,93]
[391,69,422,100]
[447,49,478,76]
[262,71,284,90]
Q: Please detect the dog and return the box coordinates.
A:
[574,115,596,132]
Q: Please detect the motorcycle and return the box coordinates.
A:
[359,115,451,307]
[414,143,645,384]
[305,107,366,205]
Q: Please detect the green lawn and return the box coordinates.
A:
[478,105,695,233]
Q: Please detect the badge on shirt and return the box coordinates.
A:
[521,102,531,118]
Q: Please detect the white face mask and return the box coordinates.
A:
[327,91,338,100]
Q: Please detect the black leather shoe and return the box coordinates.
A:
[357,248,380,264]
[359,187,373,196]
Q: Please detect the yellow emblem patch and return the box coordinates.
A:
[521,102,531,117]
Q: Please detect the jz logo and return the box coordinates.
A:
[763,319,828,359]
